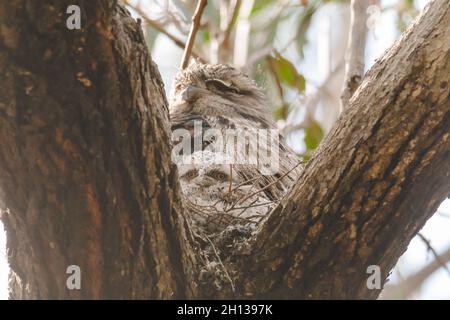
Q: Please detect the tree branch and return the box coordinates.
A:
[239,0,450,299]
[417,233,450,275]
[220,0,241,48]
[233,0,255,68]
[0,0,197,299]
[127,3,205,62]
[340,0,369,111]
[0,0,449,300]
[180,0,208,69]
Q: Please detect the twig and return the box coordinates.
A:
[228,164,233,194]
[340,0,369,111]
[232,198,260,218]
[246,46,273,66]
[204,234,236,292]
[221,0,241,48]
[236,162,302,205]
[181,0,208,69]
[157,0,187,34]
[381,244,450,299]
[266,56,285,102]
[282,58,345,136]
[227,176,262,196]
[129,4,205,62]
[418,233,450,275]
[227,201,277,212]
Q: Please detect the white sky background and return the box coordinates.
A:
[0,0,448,300]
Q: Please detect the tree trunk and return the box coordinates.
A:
[0,0,197,299]
[239,0,450,299]
[0,0,449,299]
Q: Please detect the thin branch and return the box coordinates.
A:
[227,201,277,211]
[418,233,450,275]
[204,234,236,292]
[236,162,302,205]
[128,4,205,61]
[381,245,450,299]
[266,56,285,101]
[340,0,369,111]
[157,0,188,34]
[233,0,255,68]
[221,0,241,48]
[282,59,345,136]
[210,0,241,64]
[181,0,208,69]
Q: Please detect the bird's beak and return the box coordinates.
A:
[181,84,205,102]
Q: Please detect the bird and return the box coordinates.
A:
[177,150,274,234]
[169,62,302,233]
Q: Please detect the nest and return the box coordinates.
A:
[183,171,294,294]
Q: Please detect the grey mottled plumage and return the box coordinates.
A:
[170,62,301,232]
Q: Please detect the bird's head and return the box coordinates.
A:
[170,62,273,128]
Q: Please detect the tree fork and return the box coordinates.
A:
[0,0,449,300]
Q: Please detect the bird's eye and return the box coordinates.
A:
[206,79,240,95]
[182,169,198,180]
[206,169,229,181]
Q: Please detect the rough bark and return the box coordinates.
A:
[0,0,448,300]
[239,0,450,299]
[0,0,197,299]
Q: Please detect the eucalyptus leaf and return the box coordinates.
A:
[304,120,324,150]
[268,52,306,92]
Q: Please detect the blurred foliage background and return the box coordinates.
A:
[123,0,425,159]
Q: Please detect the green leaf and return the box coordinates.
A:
[268,52,305,92]
[406,0,415,10]
[304,120,324,150]
[200,30,210,43]
[273,104,289,120]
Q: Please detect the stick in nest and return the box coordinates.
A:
[204,233,236,292]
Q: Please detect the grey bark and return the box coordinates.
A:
[239,0,450,299]
[0,0,197,299]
